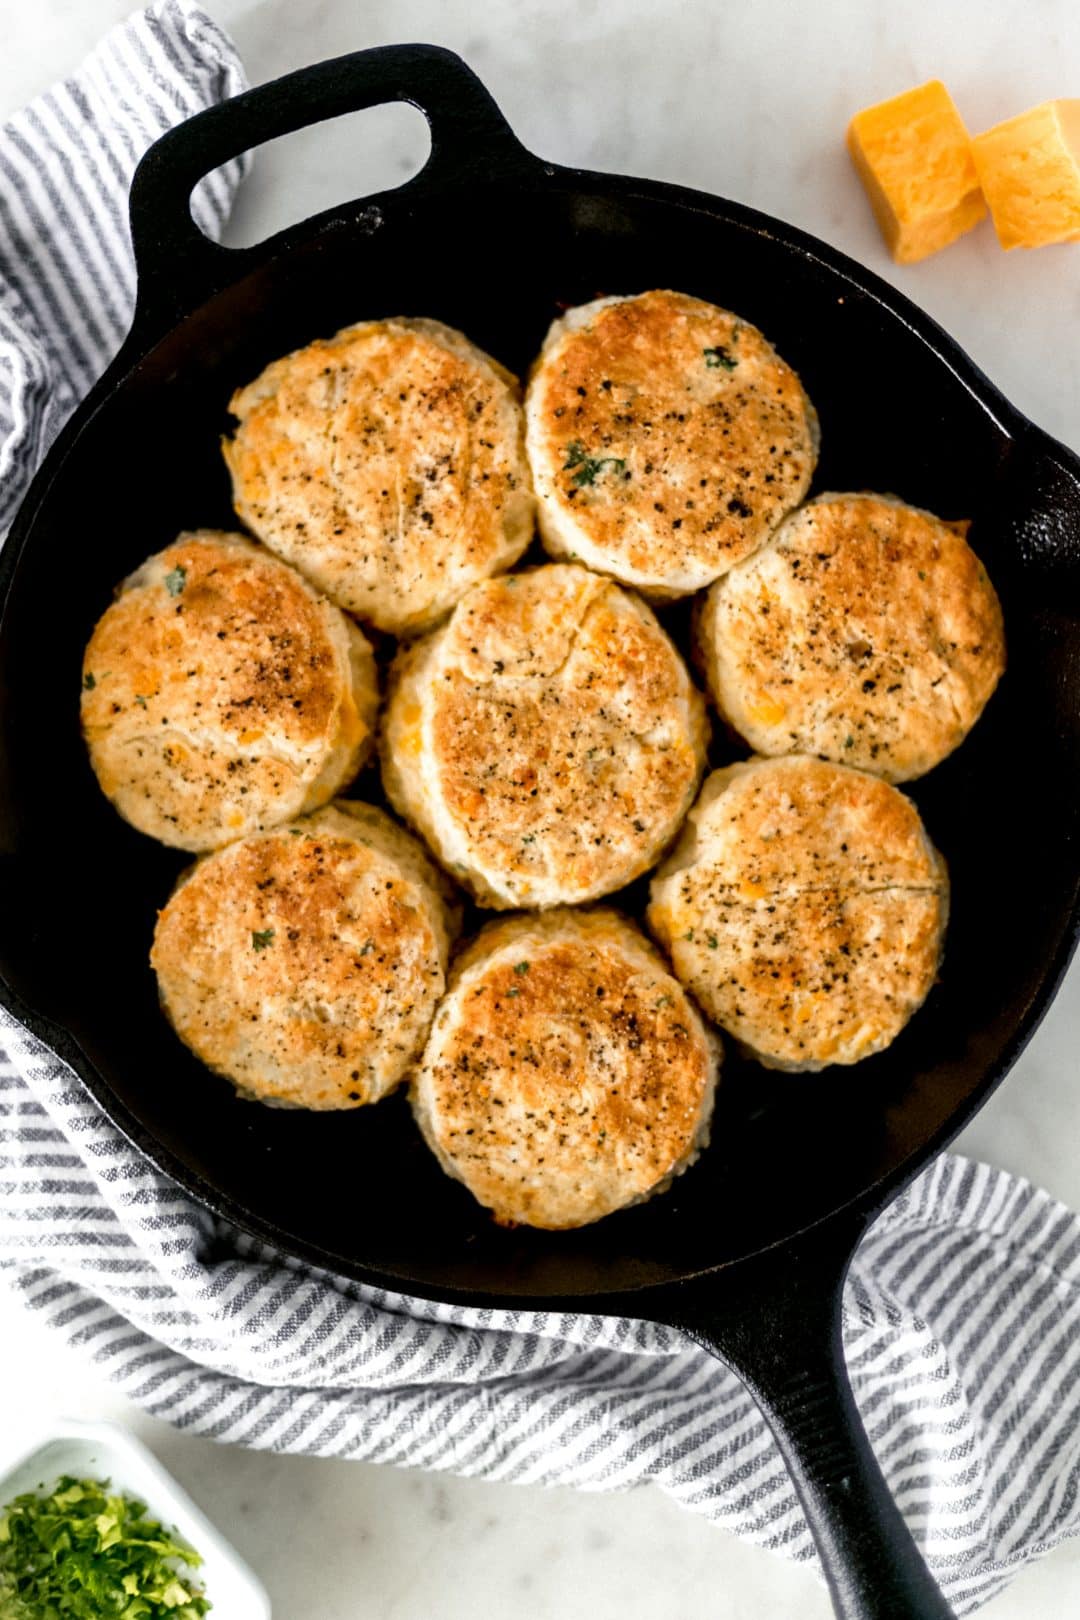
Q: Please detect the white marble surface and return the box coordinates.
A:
[2,1,1080,1615]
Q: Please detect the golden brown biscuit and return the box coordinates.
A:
[152,802,458,1109]
[696,493,1005,781]
[648,756,948,1070]
[380,564,708,908]
[222,317,534,636]
[81,531,377,852]
[524,290,819,596]
[412,908,719,1228]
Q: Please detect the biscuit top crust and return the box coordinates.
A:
[414,908,717,1227]
[526,290,818,592]
[383,564,707,906]
[81,530,374,848]
[223,317,533,635]
[699,493,1005,780]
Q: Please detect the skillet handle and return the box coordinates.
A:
[127,43,536,328]
[662,1212,956,1620]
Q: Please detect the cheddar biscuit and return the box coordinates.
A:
[81,531,377,851]
[695,493,1005,781]
[648,756,948,1070]
[412,908,719,1228]
[152,802,458,1109]
[380,564,708,908]
[223,317,534,636]
[525,290,819,595]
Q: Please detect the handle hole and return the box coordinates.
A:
[217,102,432,249]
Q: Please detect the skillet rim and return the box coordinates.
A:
[1,146,1079,1310]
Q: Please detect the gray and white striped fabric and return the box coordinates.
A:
[0,0,246,534]
[2,7,1080,1614]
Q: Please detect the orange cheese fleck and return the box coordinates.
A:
[749,693,786,727]
[339,696,364,751]
[847,80,986,263]
[972,100,1080,249]
[398,700,424,759]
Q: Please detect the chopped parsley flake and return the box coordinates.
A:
[703,344,737,371]
[506,986,521,997]
[707,935,719,949]
[134,694,149,708]
[164,565,187,597]
[251,929,275,951]
[0,1475,209,1618]
[82,672,96,691]
[684,928,695,941]
[359,939,375,956]
[514,961,530,975]
[563,441,629,487]
[844,735,855,749]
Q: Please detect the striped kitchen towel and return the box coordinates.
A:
[2,7,1080,1615]
[0,0,247,534]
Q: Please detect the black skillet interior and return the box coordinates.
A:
[0,46,1078,1307]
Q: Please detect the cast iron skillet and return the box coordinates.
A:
[1,44,1079,1620]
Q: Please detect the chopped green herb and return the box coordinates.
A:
[918,570,927,581]
[563,441,629,487]
[82,672,96,691]
[164,565,187,598]
[844,735,855,749]
[0,1474,210,1619]
[513,961,530,975]
[359,939,375,957]
[134,694,149,708]
[522,833,536,844]
[707,934,719,950]
[506,986,521,998]
[703,344,737,371]
[251,929,275,952]
[289,827,305,836]
[684,928,695,941]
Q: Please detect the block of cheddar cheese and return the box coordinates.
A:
[847,80,986,263]
[972,100,1080,250]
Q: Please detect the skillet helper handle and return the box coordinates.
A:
[1000,425,1080,595]
[127,43,535,328]
[664,1214,956,1620]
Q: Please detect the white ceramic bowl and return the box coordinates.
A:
[0,1417,271,1618]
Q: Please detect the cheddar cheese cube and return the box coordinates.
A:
[847,80,986,263]
[972,100,1080,250]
